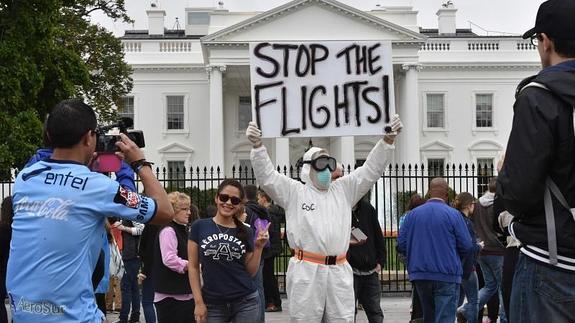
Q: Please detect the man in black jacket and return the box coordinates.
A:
[244,184,271,322]
[257,189,284,312]
[497,0,575,321]
[347,197,386,323]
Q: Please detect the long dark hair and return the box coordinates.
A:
[0,196,14,228]
[217,179,248,244]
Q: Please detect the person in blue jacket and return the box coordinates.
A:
[453,192,482,323]
[23,130,138,318]
[397,178,473,323]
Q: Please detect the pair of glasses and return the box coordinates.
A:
[303,156,337,172]
[218,194,242,205]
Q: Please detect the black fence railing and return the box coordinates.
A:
[0,163,495,294]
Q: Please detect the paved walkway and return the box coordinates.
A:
[6,296,413,322]
[104,296,412,322]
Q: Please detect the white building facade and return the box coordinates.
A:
[119,0,540,176]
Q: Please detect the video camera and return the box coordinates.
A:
[91,118,146,173]
[96,117,145,152]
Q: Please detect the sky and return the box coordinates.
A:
[91,0,545,37]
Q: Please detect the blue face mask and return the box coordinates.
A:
[316,168,332,189]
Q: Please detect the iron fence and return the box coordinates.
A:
[0,163,495,294]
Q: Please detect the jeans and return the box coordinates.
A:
[476,264,499,322]
[458,271,478,323]
[254,262,265,322]
[353,273,384,323]
[141,275,156,323]
[413,280,459,323]
[120,259,141,322]
[510,254,575,323]
[501,247,520,316]
[206,291,260,323]
[477,255,506,323]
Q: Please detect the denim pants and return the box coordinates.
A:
[120,259,141,321]
[254,262,265,322]
[458,271,478,323]
[141,275,156,323]
[413,280,459,323]
[353,273,384,323]
[510,254,575,323]
[206,291,260,323]
[477,255,506,323]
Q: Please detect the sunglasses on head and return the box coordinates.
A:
[303,156,337,172]
[218,194,242,205]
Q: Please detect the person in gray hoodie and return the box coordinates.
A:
[472,178,507,323]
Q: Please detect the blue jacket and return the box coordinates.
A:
[397,199,473,284]
[460,212,480,280]
[24,148,136,293]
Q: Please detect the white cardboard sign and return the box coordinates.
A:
[249,41,395,138]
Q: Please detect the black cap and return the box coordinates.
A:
[522,0,575,40]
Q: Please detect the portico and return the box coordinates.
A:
[200,0,425,171]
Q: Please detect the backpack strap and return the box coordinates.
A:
[521,82,575,266]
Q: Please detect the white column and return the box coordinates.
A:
[399,63,421,166]
[275,138,290,171]
[208,65,226,171]
[330,136,355,169]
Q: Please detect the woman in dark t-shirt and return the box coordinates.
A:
[188,179,270,323]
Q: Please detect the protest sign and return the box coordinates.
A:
[249,41,395,138]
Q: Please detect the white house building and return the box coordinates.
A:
[119,0,539,178]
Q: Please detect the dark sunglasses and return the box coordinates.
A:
[303,156,337,172]
[218,194,242,205]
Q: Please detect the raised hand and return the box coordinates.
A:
[255,222,271,249]
[246,121,263,148]
[383,114,403,145]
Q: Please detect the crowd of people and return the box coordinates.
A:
[1,0,575,322]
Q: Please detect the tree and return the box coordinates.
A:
[0,0,133,176]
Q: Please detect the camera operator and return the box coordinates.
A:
[6,99,174,323]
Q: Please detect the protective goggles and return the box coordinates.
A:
[303,156,337,172]
[218,194,242,205]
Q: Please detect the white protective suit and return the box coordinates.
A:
[250,140,394,322]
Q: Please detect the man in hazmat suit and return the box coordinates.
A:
[245,115,402,322]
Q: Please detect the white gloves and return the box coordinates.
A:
[383,114,403,145]
[498,211,514,231]
[246,121,263,148]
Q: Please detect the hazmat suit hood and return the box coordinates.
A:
[300,147,326,186]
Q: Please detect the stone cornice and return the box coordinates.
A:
[421,62,540,71]
[201,0,426,44]
[131,64,206,72]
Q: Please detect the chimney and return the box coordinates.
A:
[147,4,166,36]
[436,1,457,35]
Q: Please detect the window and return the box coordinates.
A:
[118,96,134,127]
[427,158,445,177]
[167,161,186,188]
[426,94,445,128]
[476,94,493,128]
[188,12,210,25]
[238,97,252,131]
[167,96,185,130]
[477,158,494,195]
